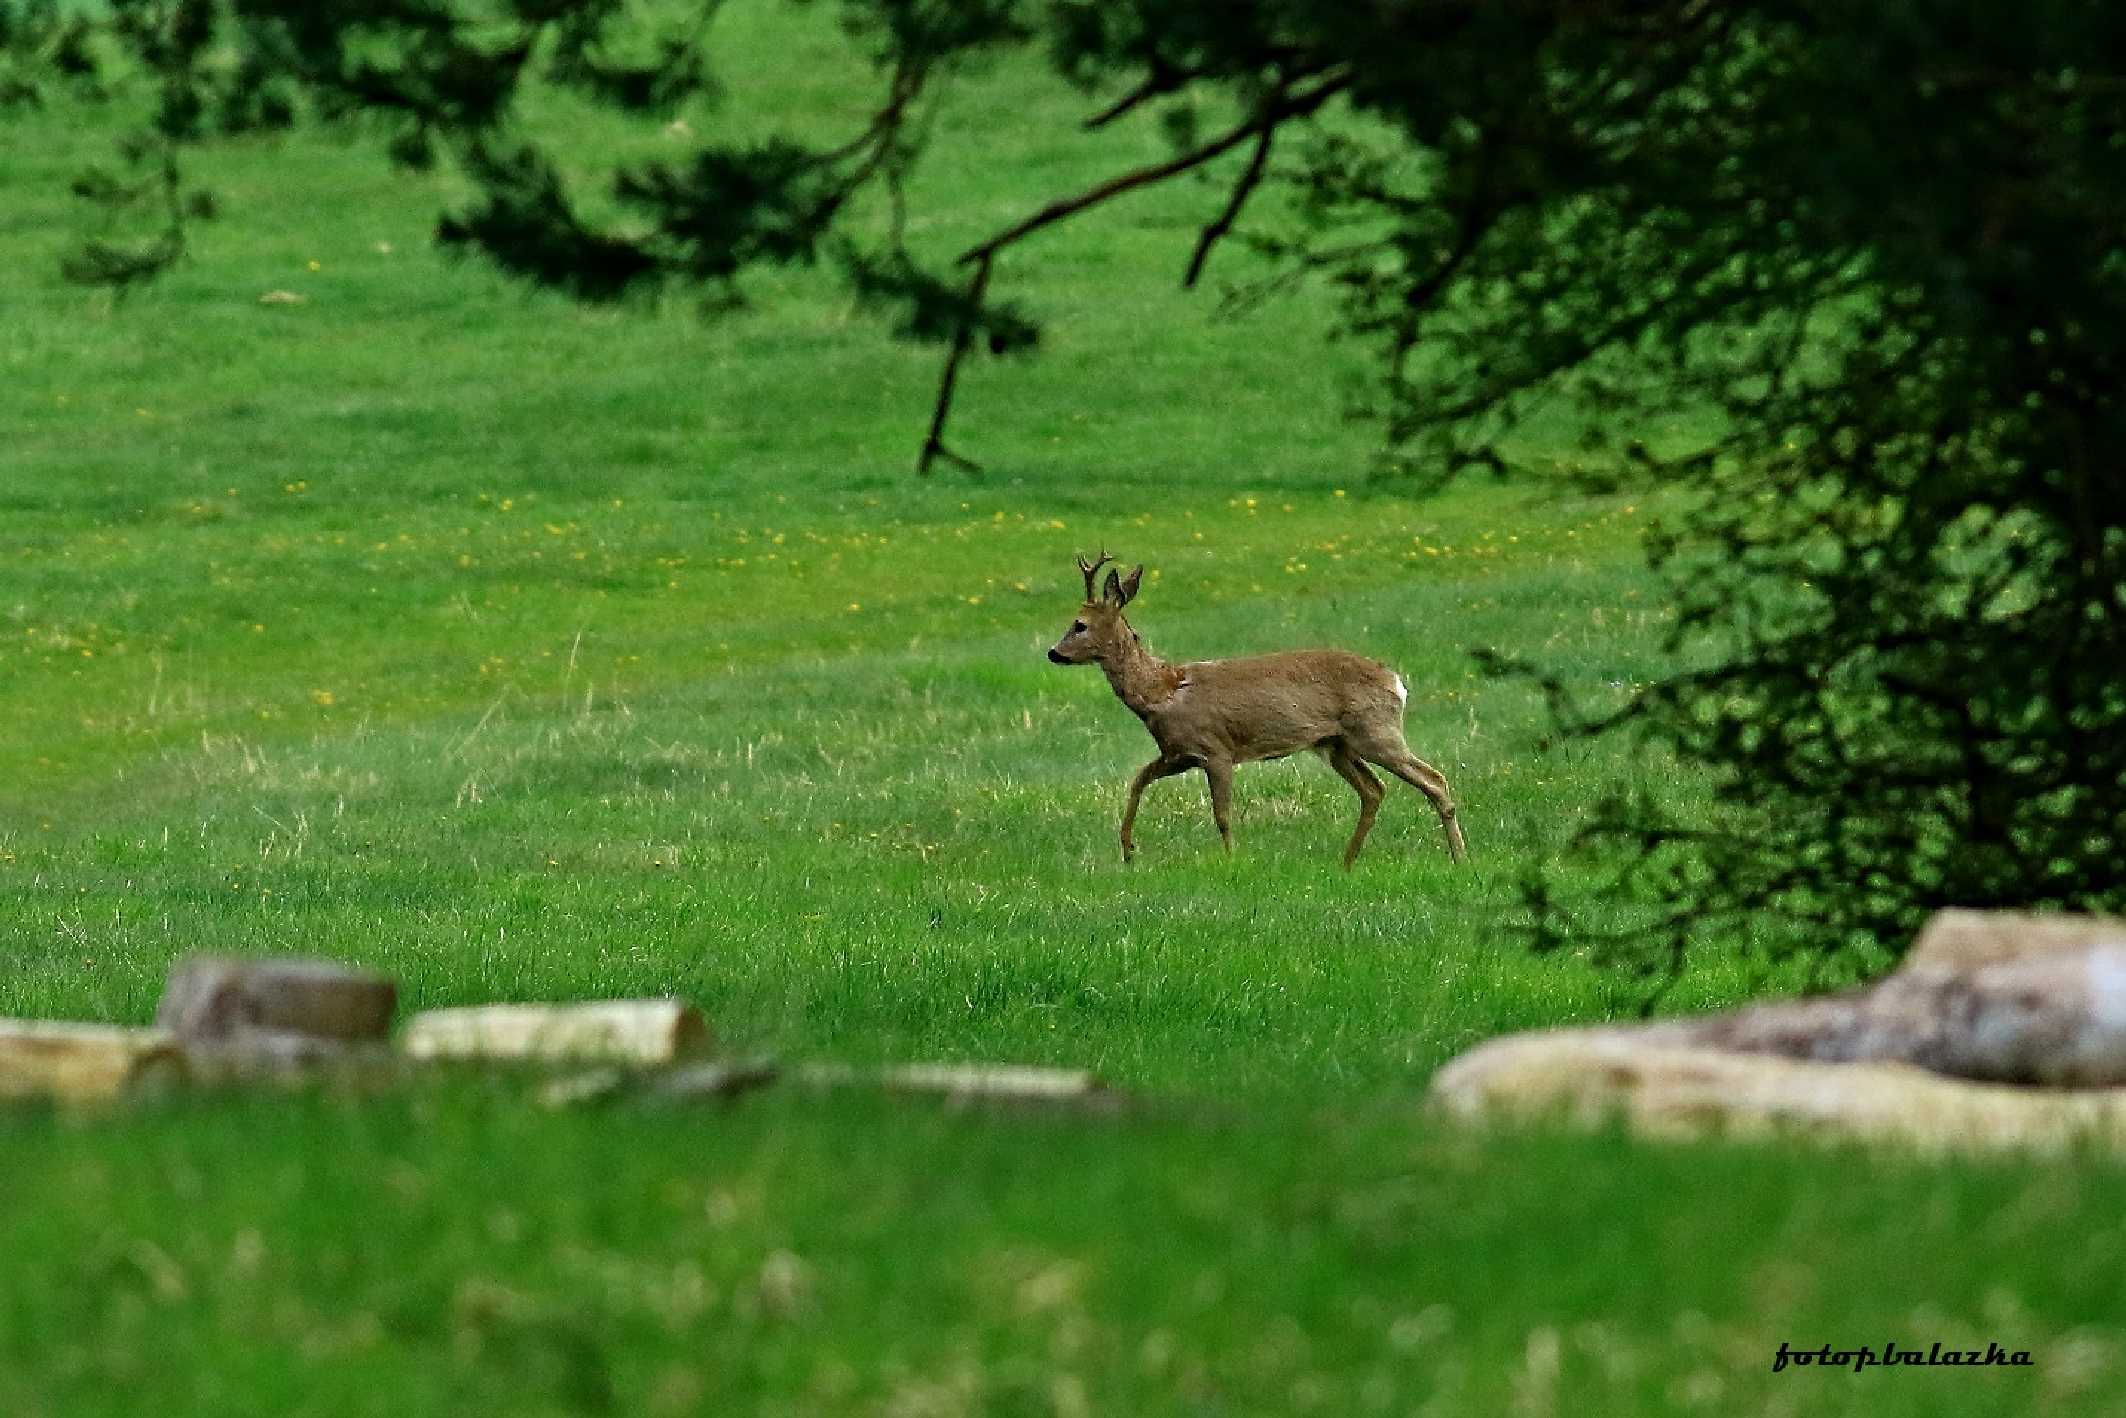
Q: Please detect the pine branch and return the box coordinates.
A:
[958,69,1350,267]
[915,252,994,475]
[1182,121,1273,288]
[916,69,1350,469]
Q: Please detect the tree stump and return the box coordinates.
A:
[157,956,397,1043]
[400,1000,710,1066]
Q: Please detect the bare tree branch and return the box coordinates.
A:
[917,69,1352,469]
[959,69,1351,267]
[1183,121,1274,288]
[1081,59,1188,130]
[916,252,993,474]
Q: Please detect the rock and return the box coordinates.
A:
[535,1067,630,1110]
[1665,912,2126,1087]
[537,1060,778,1110]
[644,1058,781,1103]
[0,1020,185,1103]
[1681,962,2126,1087]
[157,956,397,1043]
[1430,910,2126,1153]
[1906,908,2126,972]
[400,1000,710,1067]
[180,1032,403,1088]
[1429,1031,2126,1155]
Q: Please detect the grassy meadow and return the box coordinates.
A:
[4,5,2126,1413]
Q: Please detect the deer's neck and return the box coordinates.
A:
[1099,634,1182,721]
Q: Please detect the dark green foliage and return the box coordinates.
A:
[435,141,665,299]
[842,246,1039,351]
[1441,7,2126,984]
[14,0,2125,979]
[0,2,98,108]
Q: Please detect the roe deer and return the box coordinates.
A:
[1047,552,1467,867]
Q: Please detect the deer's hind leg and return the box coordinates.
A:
[1352,732,1467,863]
[1323,739,1385,869]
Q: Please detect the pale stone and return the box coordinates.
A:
[536,1068,629,1110]
[1906,908,2126,972]
[1429,1031,2126,1155]
[400,1000,709,1066]
[538,1059,779,1109]
[645,1058,781,1103]
[879,1062,1106,1101]
[0,1020,185,1103]
[1663,914,2126,1086]
[1429,910,2126,1153]
[793,1061,1109,1103]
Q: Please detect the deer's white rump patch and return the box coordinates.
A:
[1392,673,1408,708]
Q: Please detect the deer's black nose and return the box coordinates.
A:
[1047,648,1067,664]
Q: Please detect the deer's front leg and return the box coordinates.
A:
[1203,758,1235,852]
[1120,756,1187,863]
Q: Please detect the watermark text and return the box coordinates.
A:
[1771,1341,2032,1374]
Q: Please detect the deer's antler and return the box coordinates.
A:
[1076,549,1114,601]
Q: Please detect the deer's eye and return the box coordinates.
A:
[1071,621,1087,634]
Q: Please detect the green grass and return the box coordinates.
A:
[3,4,2120,1411]
[8,1087,2126,1418]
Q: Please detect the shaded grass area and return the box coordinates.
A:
[4,2,2115,1410]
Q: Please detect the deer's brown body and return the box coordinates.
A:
[1050,554,1467,867]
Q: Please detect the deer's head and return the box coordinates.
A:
[1048,551,1144,665]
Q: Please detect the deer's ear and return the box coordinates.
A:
[1102,568,1124,606]
[1116,564,1144,606]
